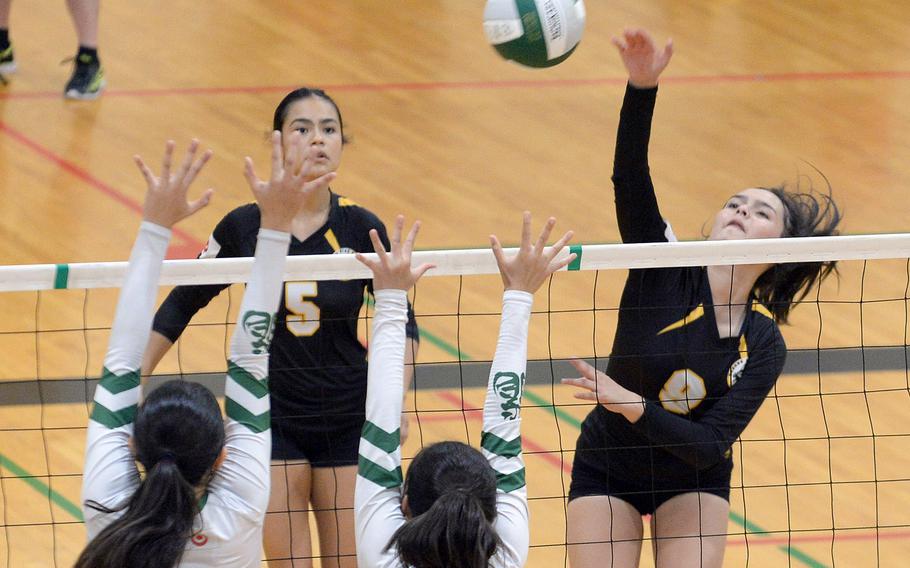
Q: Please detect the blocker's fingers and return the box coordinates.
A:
[183,148,213,188]
[520,211,532,250]
[134,155,156,186]
[547,230,575,260]
[534,217,557,253]
[368,228,390,262]
[355,252,379,270]
[177,139,199,178]
[243,157,260,188]
[490,235,507,267]
[160,140,176,183]
[402,220,421,256]
[390,215,405,252]
[269,131,283,175]
[413,262,435,280]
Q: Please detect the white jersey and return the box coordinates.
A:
[355,289,531,568]
[82,222,290,567]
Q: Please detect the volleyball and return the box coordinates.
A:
[483,0,586,68]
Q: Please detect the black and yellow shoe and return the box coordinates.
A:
[64,53,105,100]
[0,44,16,85]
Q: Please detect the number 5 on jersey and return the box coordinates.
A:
[286,281,320,336]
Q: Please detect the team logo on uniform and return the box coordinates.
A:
[191,533,208,547]
[727,357,747,387]
[242,310,276,354]
[493,371,525,420]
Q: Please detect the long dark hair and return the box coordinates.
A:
[75,381,226,568]
[272,87,349,143]
[753,177,842,323]
[388,441,501,568]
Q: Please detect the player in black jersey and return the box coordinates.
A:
[562,29,841,568]
[142,88,417,568]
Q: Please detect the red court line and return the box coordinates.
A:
[0,121,202,258]
[435,390,572,475]
[1,70,909,101]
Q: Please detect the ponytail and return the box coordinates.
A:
[76,380,225,568]
[392,489,499,568]
[389,441,501,568]
[76,459,198,568]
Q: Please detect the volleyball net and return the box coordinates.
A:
[1,235,909,567]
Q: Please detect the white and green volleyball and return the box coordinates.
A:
[483,0,586,68]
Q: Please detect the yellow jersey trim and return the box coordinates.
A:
[658,304,705,335]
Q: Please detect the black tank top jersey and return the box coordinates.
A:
[152,192,418,431]
[586,85,787,482]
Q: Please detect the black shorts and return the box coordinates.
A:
[271,413,362,468]
[568,414,731,516]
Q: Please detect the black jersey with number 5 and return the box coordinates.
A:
[582,85,787,484]
[152,192,418,434]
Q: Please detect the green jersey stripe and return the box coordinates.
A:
[481,432,521,458]
[225,398,270,433]
[90,401,137,429]
[361,421,400,453]
[496,468,526,493]
[227,361,269,399]
[358,454,403,489]
[98,368,140,395]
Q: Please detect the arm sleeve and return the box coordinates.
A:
[209,228,291,517]
[82,222,171,528]
[151,215,237,342]
[612,83,673,244]
[629,330,787,468]
[482,290,532,567]
[355,289,409,567]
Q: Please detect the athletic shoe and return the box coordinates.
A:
[63,53,105,100]
[0,44,16,75]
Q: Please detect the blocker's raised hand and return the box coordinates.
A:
[490,212,575,294]
[244,130,336,232]
[356,215,435,291]
[136,139,214,228]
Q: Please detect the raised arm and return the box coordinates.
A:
[143,212,238,375]
[83,140,213,521]
[208,130,336,513]
[486,213,575,565]
[610,28,675,244]
[353,216,434,567]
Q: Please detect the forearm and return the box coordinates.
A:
[224,228,290,431]
[140,330,173,381]
[482,291,532,491]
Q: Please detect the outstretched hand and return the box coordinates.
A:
[135,139,214,228]
[490,212,575,294]
[356,215,435,291]
[561,359,645,423]
[243,130,337,233]
[612,28,673,89]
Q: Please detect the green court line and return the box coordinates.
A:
[521,392,830,568]
[420,328,470,360]
[0,452,83,522]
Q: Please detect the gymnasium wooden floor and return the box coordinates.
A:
[1,1,909,566]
